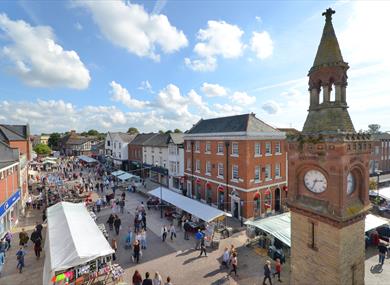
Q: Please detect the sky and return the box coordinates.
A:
[0,0,389,135]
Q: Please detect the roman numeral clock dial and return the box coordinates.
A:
[304,170,327,193]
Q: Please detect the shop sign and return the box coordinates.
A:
[0,190,20,218]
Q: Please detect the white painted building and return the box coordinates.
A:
[105,132,136,168]
[168,133,184,192]
[104,132,114,157]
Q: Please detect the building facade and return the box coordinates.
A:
[184,113,287,220]
[128,133,158,177]
[287,9,369,285]
[370,133,390,175]
[168,133,184,193]
[109,132,136,169]
[59,130,93,156]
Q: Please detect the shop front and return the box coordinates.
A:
[0,190,21,238]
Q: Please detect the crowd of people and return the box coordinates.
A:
[132,270,173,285]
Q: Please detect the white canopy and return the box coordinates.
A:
[370,187,390,201]
[42,160,57,165]
[111,170,126,177]
[43,202,114,285]
[117,172,133,181]
[245,212,291,247]
[149,187,231,222]
[245,212,388,248]
[78,155,97,163]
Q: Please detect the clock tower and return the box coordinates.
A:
[287,8,371,285]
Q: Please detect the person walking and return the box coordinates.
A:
[273,258,282,282]
[35,222,43,240]
[142,272,153,285]
[199,237,207,257]
[5,232,12,250]
[16,247,26,273]
[263,260,273,285]
[0,250,5,277]
[132,240,141,263]
[119,199,125,214]
[195,229,203,250]
[107,214,115,231]
[165,276,173,285]
[125,229,133,249]
[132,270,143,285]
[183,221,190,240]
[222,247,230,269]
[142,212,147,230]
[19,229,29,247]
[114,215,122,235]
[169,223,176,241]
[378,243,387,266]
[111,238,118,261]
[140,229,147,250]
[152,272,163,285]
[228,252,238,277]
[33,237,42,259]
[161,225,168,242]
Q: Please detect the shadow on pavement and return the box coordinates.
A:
[370,264,383,274]
[176,249,196,257]
[183,256,200,265]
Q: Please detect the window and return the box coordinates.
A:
[205,142,211,153]
[195,141,200,152]
[159,156,162,166]
[309,221,317,249]
[255,166,260,181]
[119,153,121,159]
[375,146,380,155]
[275,163,281,178]
[206,161,211,174]
[217,143,224,154]
[152,155,155,164]
[186,142,191,151]
[232,165,239,180]
[232,143,239,155]
[114,142,117,149]
[107,140,110,146]
[275,142,281,154]
[265,142,272,155]
[255,143,261,156]
[196,160,200,172]
[187,159,191,170]
[265,164,271,180]
[118,142,122,149]
[218,163,224,177]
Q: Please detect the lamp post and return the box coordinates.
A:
[375,169,382,203]
[160,175,163,219]
[240,200,244,227]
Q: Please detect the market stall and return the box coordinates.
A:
[43,202,120,285]
[78,155,98,164]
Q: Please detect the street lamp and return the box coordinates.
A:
[240,200,244,227]
[375,169,382,203]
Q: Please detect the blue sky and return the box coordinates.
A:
[0,1,389,134]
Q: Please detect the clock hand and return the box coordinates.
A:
[311,180,318,190]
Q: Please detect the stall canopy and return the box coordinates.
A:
[43,202,114,285]
[42,160,57,165]
[78,155,97,164]
[111,170,126,177]
[117,172,133,181]
[149,187,232,222]
[370,187,390,201]
[245,212,291,247]
[245,212,389,248]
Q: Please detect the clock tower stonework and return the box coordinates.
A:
[287,8,371,285]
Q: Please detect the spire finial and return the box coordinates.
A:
[322,8,335,21]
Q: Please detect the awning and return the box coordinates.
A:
[43,202,113,285]
[78,155,97,163]
[370,187,390,201]
[365,214,388,232]
[42,160,57,165]
[245,212,291,247]
[111,170,126,177]
[117,173,133,181]
[245,212,388,248]
[149,187,232,222]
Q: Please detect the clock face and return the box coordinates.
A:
[304,170,327,193]
[347,172,355,195]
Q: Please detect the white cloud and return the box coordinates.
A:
[156,84,191,118]
[110,81,149,109]
[230,91,256,106]
[250,31,273,60]
[280,88,301,97]
[214,103,243,115]
[74,22,83,30]
[138,80,154,93]
[75,1,188,61]
[0,13,90,89]
[185,20,244,71]
[262,100,280,114]
[255,16,262,23]
[152,0,168,14]
[200,82,228,97]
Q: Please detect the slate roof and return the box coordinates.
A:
[371,133,390,140]
[116,133,136,143]
[0,124,29,142]
[0,141,19,170]
[130,133,158,145]
[143,133,170,147]
[186,113,280,134]
[169,133,184,145]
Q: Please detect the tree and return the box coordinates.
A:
[34,143,52,155]
[165,130,172,134]
[87,129,99,136]
[158,130,165,134]
[127,127,139,135]
[368,124,381,134]
[48,133,61,149]
[174,128,182,133]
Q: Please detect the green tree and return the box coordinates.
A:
[34,143,52,155]
[48,133,61,149]
[173,128,182,133]
[87,129,99,136]
[368,124,381,134]
[165,130,172,134]
[127,127,140,135]
[158,130,165,134]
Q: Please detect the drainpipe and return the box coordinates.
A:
[191,141,194,199]
[225,141,230,212]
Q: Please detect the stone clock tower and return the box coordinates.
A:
[287,8,371,285]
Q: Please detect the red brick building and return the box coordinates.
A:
[183,113,287,220]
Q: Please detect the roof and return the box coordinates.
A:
[109,132,136,143]
[310,8,346,74]
[277,128,300,136]
[169,133,184,145]
[130,133,158,145]
[143,133,170,147]
[0,124,29,142]
[61,133,89,145]
[43,202,114,285]
[371,133,390,140]
[149,187,231,222]
[186,113,281,135]
[0,141,19,169]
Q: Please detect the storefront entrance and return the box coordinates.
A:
[275,188,281,212]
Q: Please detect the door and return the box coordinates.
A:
[187,181,192,198]
[234,201,239,218]
[275,188,281,212]
[218,192,224,210]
